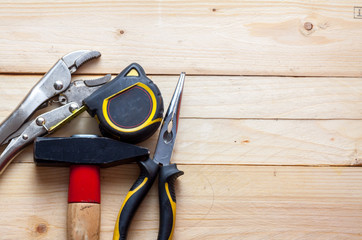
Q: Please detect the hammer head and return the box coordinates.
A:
[34,135,150,168]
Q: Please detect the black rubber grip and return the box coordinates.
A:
[113,158,159,240]
[157,164,184,240]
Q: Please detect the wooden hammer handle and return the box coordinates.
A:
[67,203,100,240]
[68,165,101,240]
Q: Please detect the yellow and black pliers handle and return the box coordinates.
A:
[113,73,186,240]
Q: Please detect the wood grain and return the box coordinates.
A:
[0,75,361,120]
[0,164,361,240]
[0,2,361,239]
[67,203,100,240]
[0,1,361,76]
[5,116,361,166]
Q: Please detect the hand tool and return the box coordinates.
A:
[0,54,164,175]
[113,72,186,240]
[83,62,164,143]
[34,135,150,240]
[0,50,108,174]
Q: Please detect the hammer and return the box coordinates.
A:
[33,135,149,240]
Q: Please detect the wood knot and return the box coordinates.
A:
[119,30,125,35]
[304,22,313,31]
[36,223,47,234]
[28,216,49,237]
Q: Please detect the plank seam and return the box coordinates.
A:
[181,117,362,121]
[0,72,361,79]
[13,162,362,168]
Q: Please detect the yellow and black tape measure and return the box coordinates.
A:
[84,63,164,143]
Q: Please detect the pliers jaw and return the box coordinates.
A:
[0,50,104,175]
[62,50,101,74]
[153,72,185,166]
[0,50,101,146]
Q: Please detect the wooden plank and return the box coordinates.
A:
[5,117,362,166]
[0,74,361,167]
[173,118,362,166]
[0,1,361,76]
[0,164,361,239]
[1,75,361,120]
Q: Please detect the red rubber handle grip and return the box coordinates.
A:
[68,165,101,203]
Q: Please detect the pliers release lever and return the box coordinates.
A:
[113,73,185,240]
[0,50,110,174]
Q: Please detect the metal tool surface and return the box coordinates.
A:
[0,50,110,174]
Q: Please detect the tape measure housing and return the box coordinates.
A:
[84,63,164,143]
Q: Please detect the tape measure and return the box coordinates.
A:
[84,63,164,143]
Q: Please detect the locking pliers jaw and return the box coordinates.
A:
[0,50,101,145]
[62,50,101,74]
[0,50,104,175]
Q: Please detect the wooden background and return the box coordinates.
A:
[0,1,361,239]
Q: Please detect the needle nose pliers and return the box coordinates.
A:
[113,72,186,240]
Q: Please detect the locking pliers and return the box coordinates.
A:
[0,50,111,174]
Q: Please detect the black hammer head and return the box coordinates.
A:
[34,135,150,168]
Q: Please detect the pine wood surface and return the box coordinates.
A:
[0,1,361,240]
[0,1,361,76]
[4,115,362,166]
[1,164,362,240]
[1,75,362,120]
